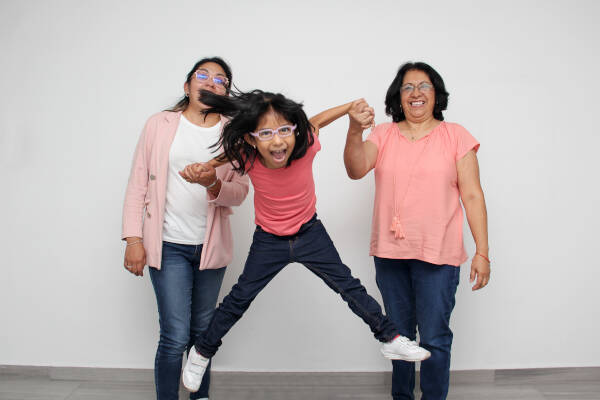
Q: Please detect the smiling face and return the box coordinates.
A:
[400,69,436,123]
[247,109,296,169]
[184,61,229,110]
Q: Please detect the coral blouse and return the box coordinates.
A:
[366,121,479,266]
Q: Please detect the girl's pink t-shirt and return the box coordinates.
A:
[248,135,321,236]
[366,121,479,266]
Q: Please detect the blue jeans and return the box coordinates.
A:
[374,257,460,400]
[149,241,226,400]
[195,214,398,357]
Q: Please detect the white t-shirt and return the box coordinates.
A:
[162,115,221,245]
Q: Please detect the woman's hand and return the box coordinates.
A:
[470,254,490,290]
[348,99,375,133]
[180,162,217,187]
[344,99,378,179]
[124,237,146,277]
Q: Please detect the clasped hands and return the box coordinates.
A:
[177,99,375,184]
[179,162,217,187]
[348,98,375,132]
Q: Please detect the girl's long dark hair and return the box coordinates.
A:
[165,57,233,112]
[201,89,314,174]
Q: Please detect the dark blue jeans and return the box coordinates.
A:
[149,241,226,400]
[374,257,460,400]
[195,214,398,357]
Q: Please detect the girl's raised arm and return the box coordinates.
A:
[309,99,373,137]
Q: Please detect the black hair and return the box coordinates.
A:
[384,62,449,122]
[201,89,314,174]
[166,56,233,112]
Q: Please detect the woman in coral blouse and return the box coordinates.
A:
[344,62,490,400]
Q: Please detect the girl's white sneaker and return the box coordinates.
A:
[380,336,431,361]
[182,347,209,392]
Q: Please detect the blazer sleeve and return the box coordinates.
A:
[121,118,153,239]
[208,163,249,207]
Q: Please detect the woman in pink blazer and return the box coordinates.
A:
[122,57,249,400]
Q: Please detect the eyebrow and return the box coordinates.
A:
[257,124,292,130]
[196,68,225,76]
[402,81,432,86]
[197,68,226,77]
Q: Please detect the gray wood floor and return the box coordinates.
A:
[1,366,599,399]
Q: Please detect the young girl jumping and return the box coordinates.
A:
[179,89,431,392]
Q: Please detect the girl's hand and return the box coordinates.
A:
[124,238,146,277]
[470,254,490,290]
[348,99,375,133]
[180,163,217,187]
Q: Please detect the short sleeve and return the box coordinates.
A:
[366,123,389,150]
[311,132,322,153]
[453,123,480,161]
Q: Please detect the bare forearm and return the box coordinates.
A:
[208,153,229,168]
[463,194,489,255]
[309,101,352,131]
[344,127,370,179]
[206,178,222,198]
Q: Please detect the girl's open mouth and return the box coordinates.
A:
[271,149,287,162]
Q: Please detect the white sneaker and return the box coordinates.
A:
[380,335,431,361]
[182,347,209,392]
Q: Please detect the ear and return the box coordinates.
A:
[243,134,256,148]
[183,82,189,96]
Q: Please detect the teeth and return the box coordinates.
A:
[271,149,286,161]
[411,101,424,106]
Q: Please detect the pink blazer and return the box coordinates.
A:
[122,111,249,270]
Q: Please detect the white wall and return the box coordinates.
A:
[1,0,599,372]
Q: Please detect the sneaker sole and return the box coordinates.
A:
[380,349,431,362]
[182,376,200,393]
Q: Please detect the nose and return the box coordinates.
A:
[271,133,284,144]
[410,87,421,97]
[202,78,216,89]
[408,92,424,103]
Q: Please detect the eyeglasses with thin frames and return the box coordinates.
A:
[249,125,297,141]
[195,69,229,88]
[400,82,434,94]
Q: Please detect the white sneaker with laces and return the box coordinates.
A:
[182,347,209,392]
[380,335,431,361]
